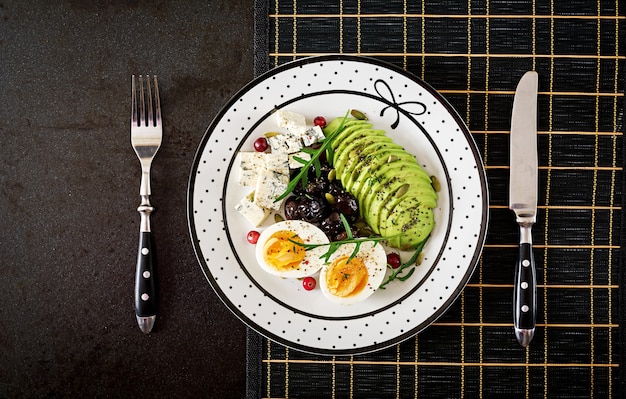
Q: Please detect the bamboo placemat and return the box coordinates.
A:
[248,1,624,397]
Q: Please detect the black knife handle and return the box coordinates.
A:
[135,231,157,318]
[514,242,536,344]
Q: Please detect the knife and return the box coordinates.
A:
[509,71,539,347]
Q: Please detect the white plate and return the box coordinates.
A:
[188,55,488,355]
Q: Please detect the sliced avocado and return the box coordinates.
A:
[368,176,437,232]
[373,157,432,184]
[322,116,438,250]
[351,145,406,201]
[361,172,414,229]
[382,197,434,250]
[343,140,397,192]
[323,117,368,137]
[353,147,418,187]
[378,186,437,232]
[327,121,373,151]
[333,128,385,165]
[365,177,415,233]
[340,136,393,187]
[374,168,438,208]
[370,163,437,205]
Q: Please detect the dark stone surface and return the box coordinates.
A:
[0,1,253,398]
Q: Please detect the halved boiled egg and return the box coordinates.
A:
[255,220,330,278]
[319,241,388,305]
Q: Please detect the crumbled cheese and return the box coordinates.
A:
[238,152,265,186]
[254,169,289,211]
[267,133,303,154]
[276,109,307,135]
[288,151,312,169]
[264,153,289,175]
[234,191,270,227]
[300,125,326,147]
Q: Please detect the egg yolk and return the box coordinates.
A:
[324,256,369,297]
[262,230,306,271]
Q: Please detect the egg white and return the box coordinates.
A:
[319,241,388,305]
[254,220,330,278]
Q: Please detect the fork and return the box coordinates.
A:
[131,75,162,333]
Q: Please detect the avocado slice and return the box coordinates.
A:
[373,157,432,184]
[361,172,413,227]
[340,136,393,187]
[377,186,437,231]
[368,176,438,233]
[350,145,407,201]
[323,117,369,137]
[371,162,438,207]
[327,120,373,152]
[334,130,387,176]
[362,170,433,232]
[333,128,384,161]
[359,154,434,210]
[382,197,434,250]
[343,139,397,192]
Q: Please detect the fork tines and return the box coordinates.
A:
[131,75,161,128]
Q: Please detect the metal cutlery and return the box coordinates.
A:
[509,71,539,347]
[131,75,162,334]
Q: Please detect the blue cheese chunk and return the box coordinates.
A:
[276,109,307,135]
[237,152,265,186]
[254,169,289,211]
[300,126,326,147]
[267,133,303,154]
[234,191,270,227]
[264,153,289,175]
[288,151,311,169]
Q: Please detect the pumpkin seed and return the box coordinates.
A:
[416,252,424,265]
[395,183,410,198]
[350,109,368,120]
[325,192,336,204]
[357,225,374,237]
[327,169,336,182]
[274,214,284,223]
[430,175,441,192]
[264,131,279,138]
[354,221,368,229]
[387,154,399,163]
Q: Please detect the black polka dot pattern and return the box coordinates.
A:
[188,55,488,355]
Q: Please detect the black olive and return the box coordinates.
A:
[307,160,332,180]
[290,177,306,195]
[333,192,359,216]
[327,180,344,196]
[284,196,301,220]
[298,196,327,223]
[304,177,328,197]
[320,211,344,236]
[333,226,359,242]
[318,149,328,164]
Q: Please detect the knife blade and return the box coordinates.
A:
[509,71,539,347]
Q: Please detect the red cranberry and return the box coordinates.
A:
[387,252,401,269]
[313,116,327,128]
[253,137,268,152]
[302,276,316,291]
[247,230,260,244]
